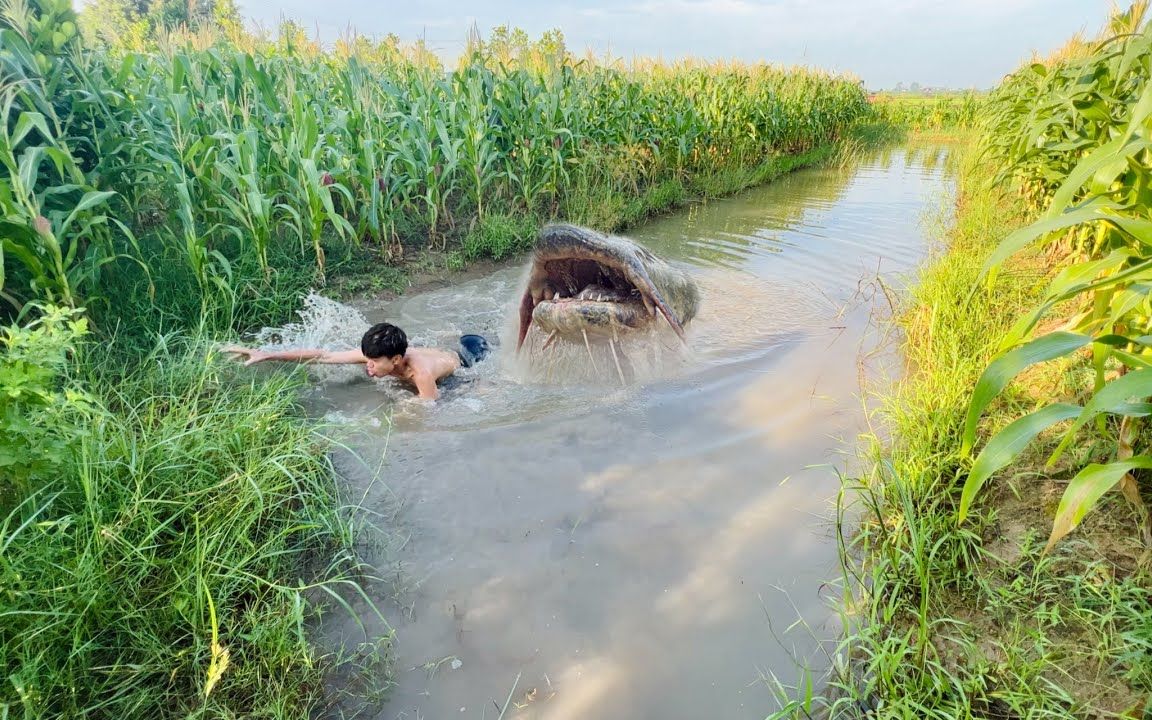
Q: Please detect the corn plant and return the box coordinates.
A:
[4,6,870,322]
[451,60,503,220]
[0,0,145,312]
[280,90,355,280]
[959,4,1152,551]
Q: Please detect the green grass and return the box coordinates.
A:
[461,212,542,261]
[765,142,1152,719]
[1,315,384,718]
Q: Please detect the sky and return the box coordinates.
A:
[120,0,1121,89]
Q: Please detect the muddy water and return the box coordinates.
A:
[306,146,953,719]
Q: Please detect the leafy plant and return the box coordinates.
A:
[959,5,1152,551]
[0,304,93,507]
[1,328,380,717]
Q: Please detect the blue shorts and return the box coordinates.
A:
[456,334,491,368]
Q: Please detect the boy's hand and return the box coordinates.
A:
[221,345,269,366]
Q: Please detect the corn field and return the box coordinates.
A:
[958,2,1152,550]
[0,0,869,324]
[868,92,985,131]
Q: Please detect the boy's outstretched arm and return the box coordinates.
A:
[413,372,439,401]
[222,345,366,366]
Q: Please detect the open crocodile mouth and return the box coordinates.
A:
[517,254,686,350]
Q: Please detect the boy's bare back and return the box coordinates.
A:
[396,347,462,398]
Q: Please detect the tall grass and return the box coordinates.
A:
[1,307,379,717]
[1,0,869,333]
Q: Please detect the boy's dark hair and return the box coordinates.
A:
[361,322,407,359]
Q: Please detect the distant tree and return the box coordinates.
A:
[485,24,531,64]
[80,0,242,49]
[212,0,242,37]
[276,18,318,56]
[535,28,568,65]
[80,0,143,48]
[336,31,399,63]
[910,81,921,93]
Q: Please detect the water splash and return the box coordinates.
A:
[249,291,372,384]
[252,291,371,351]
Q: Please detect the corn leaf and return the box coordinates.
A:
[959,402,1082,522]
[962,332,1094,455]
[1049,368,1152,464]
[1046,457,1152,552]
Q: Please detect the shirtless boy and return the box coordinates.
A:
[224,322,490,400]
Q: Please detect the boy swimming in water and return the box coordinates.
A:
[223,322,490,401]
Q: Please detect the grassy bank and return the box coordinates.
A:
[771,7,1152,717]
[770,144,1151,718]
[1,308,382,717]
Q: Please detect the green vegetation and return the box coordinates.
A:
[2,306,382,716]
[775,147,1152,718]
[80,0,242,49]
[869,91,985,132]
[769,4,1152,718]
[2,0,869,330]
[961,0,1152,552]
